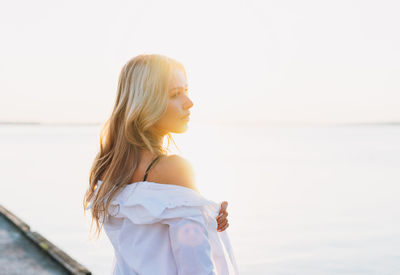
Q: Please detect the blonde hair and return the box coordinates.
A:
[83,54,184,239]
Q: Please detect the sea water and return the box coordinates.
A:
[0,122,399,275]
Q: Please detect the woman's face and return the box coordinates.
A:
[153,66,194,135]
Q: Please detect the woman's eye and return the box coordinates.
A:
[171,88,188,98]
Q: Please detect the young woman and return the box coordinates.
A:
[83,54,239,274]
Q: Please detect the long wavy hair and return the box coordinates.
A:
[83,54,183,239]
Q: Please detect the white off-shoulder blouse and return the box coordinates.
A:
[86,180,239,275]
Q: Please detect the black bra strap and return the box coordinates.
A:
[143,155,161,181]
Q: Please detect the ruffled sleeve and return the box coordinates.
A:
[87,181,239,274]
[107,182,216,225]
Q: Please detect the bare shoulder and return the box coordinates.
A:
[153,154,199,193]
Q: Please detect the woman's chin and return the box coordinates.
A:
[171,123,189,134]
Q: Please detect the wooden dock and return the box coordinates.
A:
[0,204,91,275]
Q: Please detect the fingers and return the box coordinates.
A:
[217,201,230,232]
[216,211,228,223]
[217,220,229,232]
[217,201,228,221]
[219,219,228,228]
[219,201,228,214]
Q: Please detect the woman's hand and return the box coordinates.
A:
[216,201,229,232]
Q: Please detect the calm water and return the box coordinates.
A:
[0,123,399,275]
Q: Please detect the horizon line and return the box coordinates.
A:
[0,120,400,127]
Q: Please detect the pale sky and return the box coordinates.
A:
[0,0,399,124]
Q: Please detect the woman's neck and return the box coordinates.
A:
[148,126,167,149]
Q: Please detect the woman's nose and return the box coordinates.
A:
[184,95,194,109]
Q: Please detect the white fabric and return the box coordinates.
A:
[86,180,239,275]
